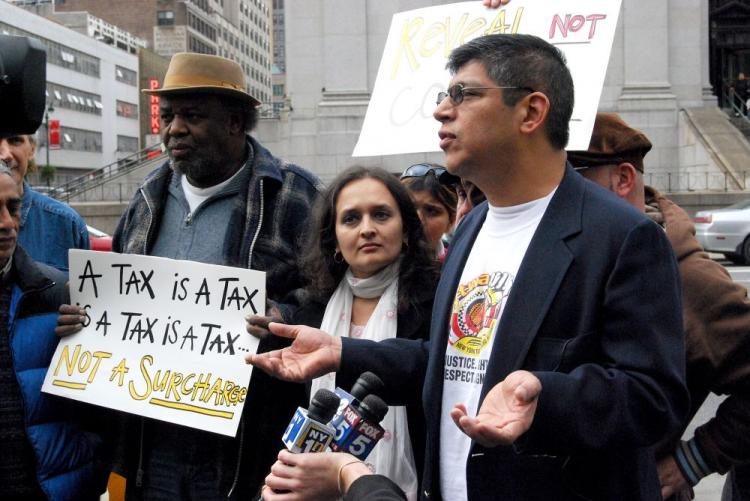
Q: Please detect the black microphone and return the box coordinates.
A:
[350,371,385,401]
[333,371,385,419]
[330,372,384,444]
[281,388,340,453]
[331,393,389,459]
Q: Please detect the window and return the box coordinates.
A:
[116,100,138,119]
[117,135,139,153]
[42,126,102,152]
[115,66,137,86]
[157,10,175,26]
[0,23,101,77]
[60,51,75,63]
[46,82,101,115]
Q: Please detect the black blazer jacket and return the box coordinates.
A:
[341,166,690,501]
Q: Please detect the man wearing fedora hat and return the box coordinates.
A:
[96,52,319,500]
[569,112,750,501]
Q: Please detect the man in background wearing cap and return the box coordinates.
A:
[569,112,750,501]
[59,52,321,500]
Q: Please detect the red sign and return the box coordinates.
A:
[49,119,61,150]
[149,78,160,134]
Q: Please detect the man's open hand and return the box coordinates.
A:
[450,370,541,447]
[245,323,342,382]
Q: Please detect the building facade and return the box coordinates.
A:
[0,1,140,182]
[11,1,149,54]
[710,0,750,104]
[53,0,273,108]
[271,0,285,71]
[268,0,289,118]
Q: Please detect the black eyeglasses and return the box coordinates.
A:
[436,83,534,106]
[400,164,460,186]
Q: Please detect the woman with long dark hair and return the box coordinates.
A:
[250,166,438,500]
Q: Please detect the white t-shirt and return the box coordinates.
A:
[439,190,555,501]
[180,165,243,212]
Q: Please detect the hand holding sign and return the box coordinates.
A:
[246,301,283,340]
[483,0,513,7]
[56,303,86,337]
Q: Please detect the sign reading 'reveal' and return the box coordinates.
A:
[353,0,622,157]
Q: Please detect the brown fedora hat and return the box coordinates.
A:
[143,52,260,106]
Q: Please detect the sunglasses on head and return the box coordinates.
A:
[400,164,460,186]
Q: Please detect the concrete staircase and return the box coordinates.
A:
[682,107,750,190]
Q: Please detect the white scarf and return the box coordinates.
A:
[310,261,419,501]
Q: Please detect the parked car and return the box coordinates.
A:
[695,199,750,264]
[87,225,113,252]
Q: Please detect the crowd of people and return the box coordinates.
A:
[2,0,750,499]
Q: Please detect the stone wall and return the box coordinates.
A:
[71,201,130,235]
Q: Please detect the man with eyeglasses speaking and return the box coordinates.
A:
[247,34,689,501]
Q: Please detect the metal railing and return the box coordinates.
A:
[48,145,166,203]
[645,171,750,192]
[58,182,143,203]
[721,79,750,126]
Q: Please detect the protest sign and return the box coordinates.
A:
[353,0,622,157]
[42,250,264,437]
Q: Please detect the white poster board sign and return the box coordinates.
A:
[353,0,622,157]
[42,250,264,437]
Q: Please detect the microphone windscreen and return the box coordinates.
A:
[308,388,340,424]
[360,394,389,423]
[350,371,385,401]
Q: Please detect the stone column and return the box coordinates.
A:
[320,0,371,105]
[618,0,676,111]
[617,0,678,174]
[316,0,373,177]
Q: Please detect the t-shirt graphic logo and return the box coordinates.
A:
[449,271,513,357]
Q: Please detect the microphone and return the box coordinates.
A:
[333,371,385,417]
[282,388,340,453]
[350,371,386,401]
[331,393,389,459]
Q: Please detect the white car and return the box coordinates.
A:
[695,199,750,264]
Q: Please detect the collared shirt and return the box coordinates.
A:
[18,182,89,271]
[150,156,252,266]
